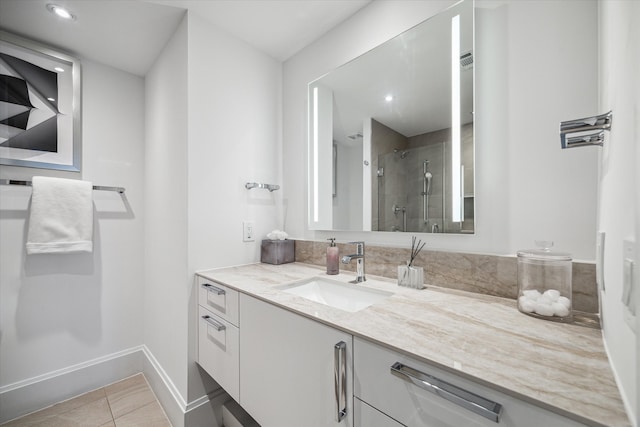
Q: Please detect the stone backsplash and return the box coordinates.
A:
[294,239,598,314]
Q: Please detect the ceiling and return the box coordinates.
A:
[0,0,371,76]
[145,0,371,62]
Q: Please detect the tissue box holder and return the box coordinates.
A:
[261,239,295,265]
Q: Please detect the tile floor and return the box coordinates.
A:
[2,374,171,426]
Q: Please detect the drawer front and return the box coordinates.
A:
[354,338,584,427]
[197,276,239,326]
[354,398,403,427]
[198,306,240,402]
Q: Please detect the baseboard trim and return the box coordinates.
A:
[142,346,228,427]
[0,346,144,424]
[0,345,227,426]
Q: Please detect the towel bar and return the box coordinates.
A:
[560,111,612,149]
[0,179,125,194]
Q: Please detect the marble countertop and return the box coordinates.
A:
[196,262,629,427]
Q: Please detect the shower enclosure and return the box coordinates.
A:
[377,143,446,232]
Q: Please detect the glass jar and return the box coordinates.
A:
[517,241,572,322]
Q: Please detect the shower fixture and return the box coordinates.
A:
[422,160,432,224]
[392,204,407,232]
[393,149,409,159]
[424,171,433,195]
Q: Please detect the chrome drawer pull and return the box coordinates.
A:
[202,315,226,332]
[334,341,347,422]
[390,362,503,423]
[201,283,226,295]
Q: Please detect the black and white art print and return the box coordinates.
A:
[0,32,81,171]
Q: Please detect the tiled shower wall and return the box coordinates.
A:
[294,239,598,314]
[373,121,475,233]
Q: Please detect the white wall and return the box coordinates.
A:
[283,0,598,261]
[0,59,145,390]
[185,11,282,401]
[144,7,283,409]
[598,0,639,422]
[501,1,598,259]
[144,15,190,405]
[1,6,283,421]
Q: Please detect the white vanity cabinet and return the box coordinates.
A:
[354,398,404,427]
[354,338,586,427]
[196,277,240,402]
[239,294,354,427]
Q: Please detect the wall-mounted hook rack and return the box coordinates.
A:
[560,111,612,149]
[245,182,280,192]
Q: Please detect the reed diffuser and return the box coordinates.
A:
[398,236,425,289]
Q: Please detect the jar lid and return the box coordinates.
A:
[517,241,571,261]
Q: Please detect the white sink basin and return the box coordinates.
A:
[279,277,393,313]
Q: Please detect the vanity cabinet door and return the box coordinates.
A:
[240,294,353,427]
[354,398,403,427]
[197,306,240,402]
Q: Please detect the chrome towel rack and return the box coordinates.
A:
[0,179,125,194]
[245,182,279,192]
[560,111,612,149]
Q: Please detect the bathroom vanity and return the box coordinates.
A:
[196,263,629,427]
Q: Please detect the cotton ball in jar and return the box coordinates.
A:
[552,302,570,317]
[534,302,555,317]
[523,289,542,300]
[557,296,571,309]
[518,296,536,313]
[543,289,560,301]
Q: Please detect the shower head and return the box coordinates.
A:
[393,149,409,159]
[424,171,433,196]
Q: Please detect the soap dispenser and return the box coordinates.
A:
[326,238,339,275]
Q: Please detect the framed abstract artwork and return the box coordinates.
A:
[0,31,82,171]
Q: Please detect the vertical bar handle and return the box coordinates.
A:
[334,341,347,422]
[201,283,226,295]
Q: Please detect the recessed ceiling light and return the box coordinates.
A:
[46,4,76,21]
[47,97,56,102]
[385,95,394,102]
[54,67,65,72]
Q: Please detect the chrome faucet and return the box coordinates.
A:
[341,241,366,283]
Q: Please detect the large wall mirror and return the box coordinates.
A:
[308,0,473,234]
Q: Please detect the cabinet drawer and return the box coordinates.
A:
[354,338,584,427]
[198,306,240,402]
[355,398,403,427]
[197,276,239,326]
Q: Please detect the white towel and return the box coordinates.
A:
[26,176,94,254]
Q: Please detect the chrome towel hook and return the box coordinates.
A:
[245,182,280,192]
